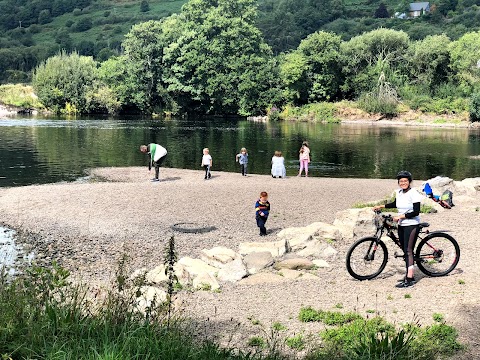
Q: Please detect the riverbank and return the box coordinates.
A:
[0,167,478,358]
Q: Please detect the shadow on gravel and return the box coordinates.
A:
[452,303,480,360]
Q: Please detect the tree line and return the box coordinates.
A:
[32,0,480,117]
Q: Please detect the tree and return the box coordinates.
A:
[38,9,52,24]
[163,0,279,115]
[340,28,410,97]
[449,31,480,93]
[33,51,98,113]
[140,0,150,12]
[280,31,343,104]
[407,34,451,90]
[374,3,390,18]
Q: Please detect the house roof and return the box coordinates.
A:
[409,2,430,11]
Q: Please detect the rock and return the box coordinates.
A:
[238,240,287,257]
[454,178,480,196]
[238,273,286,285]
[313,259,330,268]
[298,273,318,280]
[333,208,375,240]
[178,257,218,278]
[200,246,239,268]
[136,286,167,313]
[243,252,274,274]
[130,267,148,281]
[145,265,167,284]
[217,258,248,282]
[427,176,454,188]
[277,269,303,279]
[305,222,343,241]
[277,227,313,251]
[192,272,220,291]
[274,258,314,270]
[296,240,329,257]
[173,263,191,285]
[322,245,338,258]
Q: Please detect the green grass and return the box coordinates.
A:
[285,334,305,350]
[298,307,362,325]
[0,84,44,108]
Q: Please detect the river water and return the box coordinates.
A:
[1,116,480,187]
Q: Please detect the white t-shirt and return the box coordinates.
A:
[202,154,212,166]
[396,188,422,226]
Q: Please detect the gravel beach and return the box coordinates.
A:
[0,167,478,358]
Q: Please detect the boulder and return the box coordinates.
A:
[305,222,343,241]
[243,252,274,274]
[274,258,314,270]
[333,208,375,239]
[193,272,220,291]
[239,273,286,285]
[278,269,303,279]
[136,286,167,313]
[129,268,148,281]
[217,258,248,282]
[178,257,218,278]
[322,245,338,258]
[200,246,239,268]
[313,259,330,268]
[173,263,191,285]
[296,240,330,257]
[239,240,287,257]
[453,178,480,196]
[277,227,313,250]
[145,265,168,284]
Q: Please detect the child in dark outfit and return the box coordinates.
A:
[255,191,270,236]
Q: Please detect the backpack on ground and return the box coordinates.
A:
[439,190,454,209]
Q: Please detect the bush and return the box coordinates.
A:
[358,92,398,117]
[74,18,93,32]
[470,92,480,121]
[280,102,339,122]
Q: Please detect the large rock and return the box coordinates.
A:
[305,222,343,241]
[217,258,248,282]
[145,265,167,284]
[173,263,191,285]
[239,273,286,285]
[192,272,220,291]
[453,178,480,196]
[178,257,218,278]
[239,240,287,257]
[277,227,313,251]
[243,252,274,274]
[322,245,338,258]
[296,240,330,257]
[333,208,375,239]
[274,258,314,270]
[277,269,303,279]
[200,246,239,268]
[313,259,330,268]
[136,286,167,313]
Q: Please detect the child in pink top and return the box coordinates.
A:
[298,141,310,177]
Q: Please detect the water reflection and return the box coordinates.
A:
[0,117,479,187]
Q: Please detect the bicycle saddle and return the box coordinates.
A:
[419,222,430,228]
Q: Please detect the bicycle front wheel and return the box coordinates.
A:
[415,233,460,277]
[346,237,388,281]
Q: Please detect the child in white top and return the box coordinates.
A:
[271,150,286,178]
[201,148,212,179]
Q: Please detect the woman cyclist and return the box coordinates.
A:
[373,171,423,288]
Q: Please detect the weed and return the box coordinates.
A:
[272,322,287,331]
[299,306,362,325]
[458,279,465,284]
[247,336,265,348]
[404,294,412,299]
[433,313,445,323]
[420,204,436,214]
[387,294,394,300]
[366,309,375,314]
[334,303,343,309]
[286,334,305,350]
[247,315,261,326]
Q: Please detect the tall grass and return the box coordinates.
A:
[0,84,44,108]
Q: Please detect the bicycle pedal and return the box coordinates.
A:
[394,251,405,258]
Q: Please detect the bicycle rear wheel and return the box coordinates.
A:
[415,233,460,277]
[346,237,388,280]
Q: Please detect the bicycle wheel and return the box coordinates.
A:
[346,237,388,280]
[415,233,460,277]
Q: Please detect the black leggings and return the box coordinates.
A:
[398,224,420,270]
[154,154,167,179]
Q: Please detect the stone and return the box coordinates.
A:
[238,273,286,285]
[192,272,220,291]
[136,286,167,313]
[145,264,167,284]
[217,258,248,282]
[277,227,313,251]
[178,257,218,278]
[129,267,148,281]
[296,240,329,257]
[313,259,330,268]
[238,240,287,257]
[278,269,303,279]
[274,258,314,270]
[322,245,338,258]
[298,273,319,280]
[200,246,239,268]
[243,251,274,274]
[305,222,343,241]
[333,208,375,240]
[173,263,191,285]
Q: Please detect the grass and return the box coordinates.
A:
[0,84,44,108]
[298,307,362,325]
[458,279,465,284]
[404,294,412,299]
[285,334,305,350]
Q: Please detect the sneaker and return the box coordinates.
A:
[151,178,160,182]
[395,278,416,288]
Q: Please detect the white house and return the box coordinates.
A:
[409,2,430,17]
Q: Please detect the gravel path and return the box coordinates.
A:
[0,167,478,358]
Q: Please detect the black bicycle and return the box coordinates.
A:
[346,210,460,281]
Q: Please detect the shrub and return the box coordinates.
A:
[286,334,305,350]
[470,92,480,122]
[75,18,93,32]
[299,307,362,325]
[72,8,82,16]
